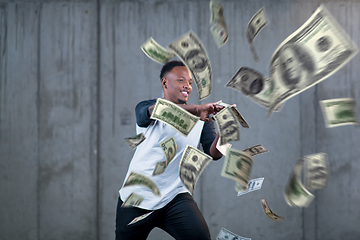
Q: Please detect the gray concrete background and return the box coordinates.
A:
[0,0,359,239]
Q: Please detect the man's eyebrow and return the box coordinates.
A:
[179,76,193,81]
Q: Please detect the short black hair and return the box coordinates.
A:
[160,60,185,80]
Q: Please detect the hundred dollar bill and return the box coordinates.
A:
[141,37,174,64]
[160,136,177,165]
[214,107,240,145]
[236,177,264,195]
[320,98,358,128]
[221,148,253,189]
[246,7,269,61]
[217,227,251,240]
[209,0,223,25]
[123,171,161,196]
[216,102,250,128]
[260,199,285,222]
[152,161,167,176]
[225,67,283,111]
[168,31,212,101]
[150,98,200,136]
[179,145,212,195]
[268,5,358,117]
[124,133,145,149]
[304,153,329,191]
[242,144,268,156]
[128,211,154,225]
[284,159,314,207]
[211,23,228,48]
[216,137,232,156]
[121,192,144,208]
[209,1,228,48]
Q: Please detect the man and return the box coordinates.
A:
[116,60,224,240]
[278,43,315,90]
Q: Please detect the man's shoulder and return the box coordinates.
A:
[136,99,157,108]
[139,98,157,104]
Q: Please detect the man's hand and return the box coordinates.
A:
[196,100,224,122]
[175,100,228,122]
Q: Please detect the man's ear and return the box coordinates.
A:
[161,77,167,89]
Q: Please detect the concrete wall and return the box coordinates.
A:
[0,0,359,239]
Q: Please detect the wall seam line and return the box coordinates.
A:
[36,2,42,240]
[96,0,101,240]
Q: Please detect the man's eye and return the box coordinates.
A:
[189,81,193,85]
[178,79,183,82]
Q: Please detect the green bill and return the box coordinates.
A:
[320,98,358,127]
[284,159,314,207]
[121,192,144,208]
[150,98,200,136]
[268,5,358,117]
[123,171,161,196]
[214,106,240,145]
[216,102,250,128]
[128,211,154,225]
[141,37,175,64]
[209,1,228,48]
[211,23,228,48]
[236,177,264,195]
[168,31,212,101]
[242,144,268,156]
[209,0,224,25]
[124,133,146,149]
[304,153,329,190]
[160,136,177,165]
[179,145,212,195]
[225,67,283,112]
[221,148,253,189]
[246,7,269,61]
[152,161,167,176]
[260,198,284,222]
[217,227,251,240]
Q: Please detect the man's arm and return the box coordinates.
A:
[209,133,222,160]
[135,99,156,127]
[201,119,223,160]
[179,102,222,122]
[145,100,221,124]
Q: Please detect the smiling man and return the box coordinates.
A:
[116,60,223,240]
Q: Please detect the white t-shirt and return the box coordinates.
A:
[119,119,204,210]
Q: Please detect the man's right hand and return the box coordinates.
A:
[196,100,224,122]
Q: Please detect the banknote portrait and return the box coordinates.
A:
[221,119,239,139]
[179,163,197,185]
[278,43,315,89]
[184,49,208,72]
[239,74,264,96]
[246,25,256,43]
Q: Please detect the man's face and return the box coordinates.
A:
[281,47,302,81]
[163,66,193,104]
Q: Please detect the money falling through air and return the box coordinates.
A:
[124,3,359,237]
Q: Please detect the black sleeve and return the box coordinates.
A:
[200,117,217,156]
[135,99,157,128]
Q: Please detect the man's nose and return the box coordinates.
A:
[183,81,190,88]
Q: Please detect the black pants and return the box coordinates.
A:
[115,193,211,240]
